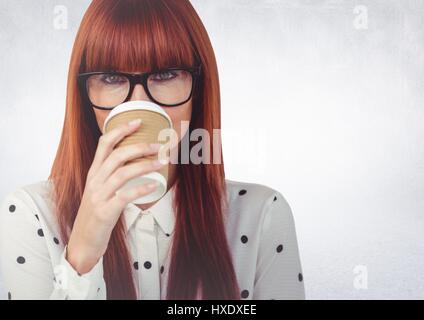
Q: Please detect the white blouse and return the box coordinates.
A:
[0,179,305,300]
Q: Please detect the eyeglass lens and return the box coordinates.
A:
[86,70,193,108]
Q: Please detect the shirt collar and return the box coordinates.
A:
[123,183,176,235]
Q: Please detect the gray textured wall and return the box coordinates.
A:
[0,0,423,299]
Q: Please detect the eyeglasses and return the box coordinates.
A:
[77,65,202,110]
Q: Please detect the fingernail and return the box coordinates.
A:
[149,143,162,151]
[128,119,142,127]
[160,157,170,165]
[146,182,158,189]
[153,159,165,167]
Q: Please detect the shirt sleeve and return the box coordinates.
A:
[253,191,305,300]
[50,246,105,300]
[0,189,106,300]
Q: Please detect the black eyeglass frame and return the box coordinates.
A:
[77,65,202,110]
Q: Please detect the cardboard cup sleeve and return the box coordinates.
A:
[103,101,173,204]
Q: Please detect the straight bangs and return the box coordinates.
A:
[82,0,197,74]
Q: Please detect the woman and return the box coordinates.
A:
[0,0,305,300]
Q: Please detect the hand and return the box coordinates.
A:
[66,118,168,274]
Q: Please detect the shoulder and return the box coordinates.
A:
[0,180,62,246]
[224,179,295,237]
[225,179,292,217]
[0,180,55,220]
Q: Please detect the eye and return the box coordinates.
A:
[100,74,127,85]
[150,71,178,82]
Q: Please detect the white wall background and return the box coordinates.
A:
[0,0,423,299]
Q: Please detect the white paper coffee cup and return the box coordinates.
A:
[103,100,173,204]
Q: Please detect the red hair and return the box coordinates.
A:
[48,0,240,299]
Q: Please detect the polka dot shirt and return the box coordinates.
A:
[0,179,305,300]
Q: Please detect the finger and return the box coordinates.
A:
[90,119,143,175]
[100,158,167,200]
[92,142,163,185]
[108,181,160,212]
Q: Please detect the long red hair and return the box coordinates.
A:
[48,0,240,300]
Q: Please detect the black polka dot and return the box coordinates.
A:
[8,292,11,300]
[298,273,303,282]
[276,244,283,253]
[144,261,152,269]
[97,287,100,292]
[35,214,39,221]
[133,262,139,270]
[241,235,248,244]
[165,233,170,237]
[9,205,16,213]
[270,298,275,300]
[273,196,277,201]
[17,256,25,264]
[241,290,249,299]
[160,265,164,274]
[238,189,247,196]
[53,237,60,245]
[37,229,44,237]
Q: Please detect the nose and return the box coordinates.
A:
[129,84,151,102]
